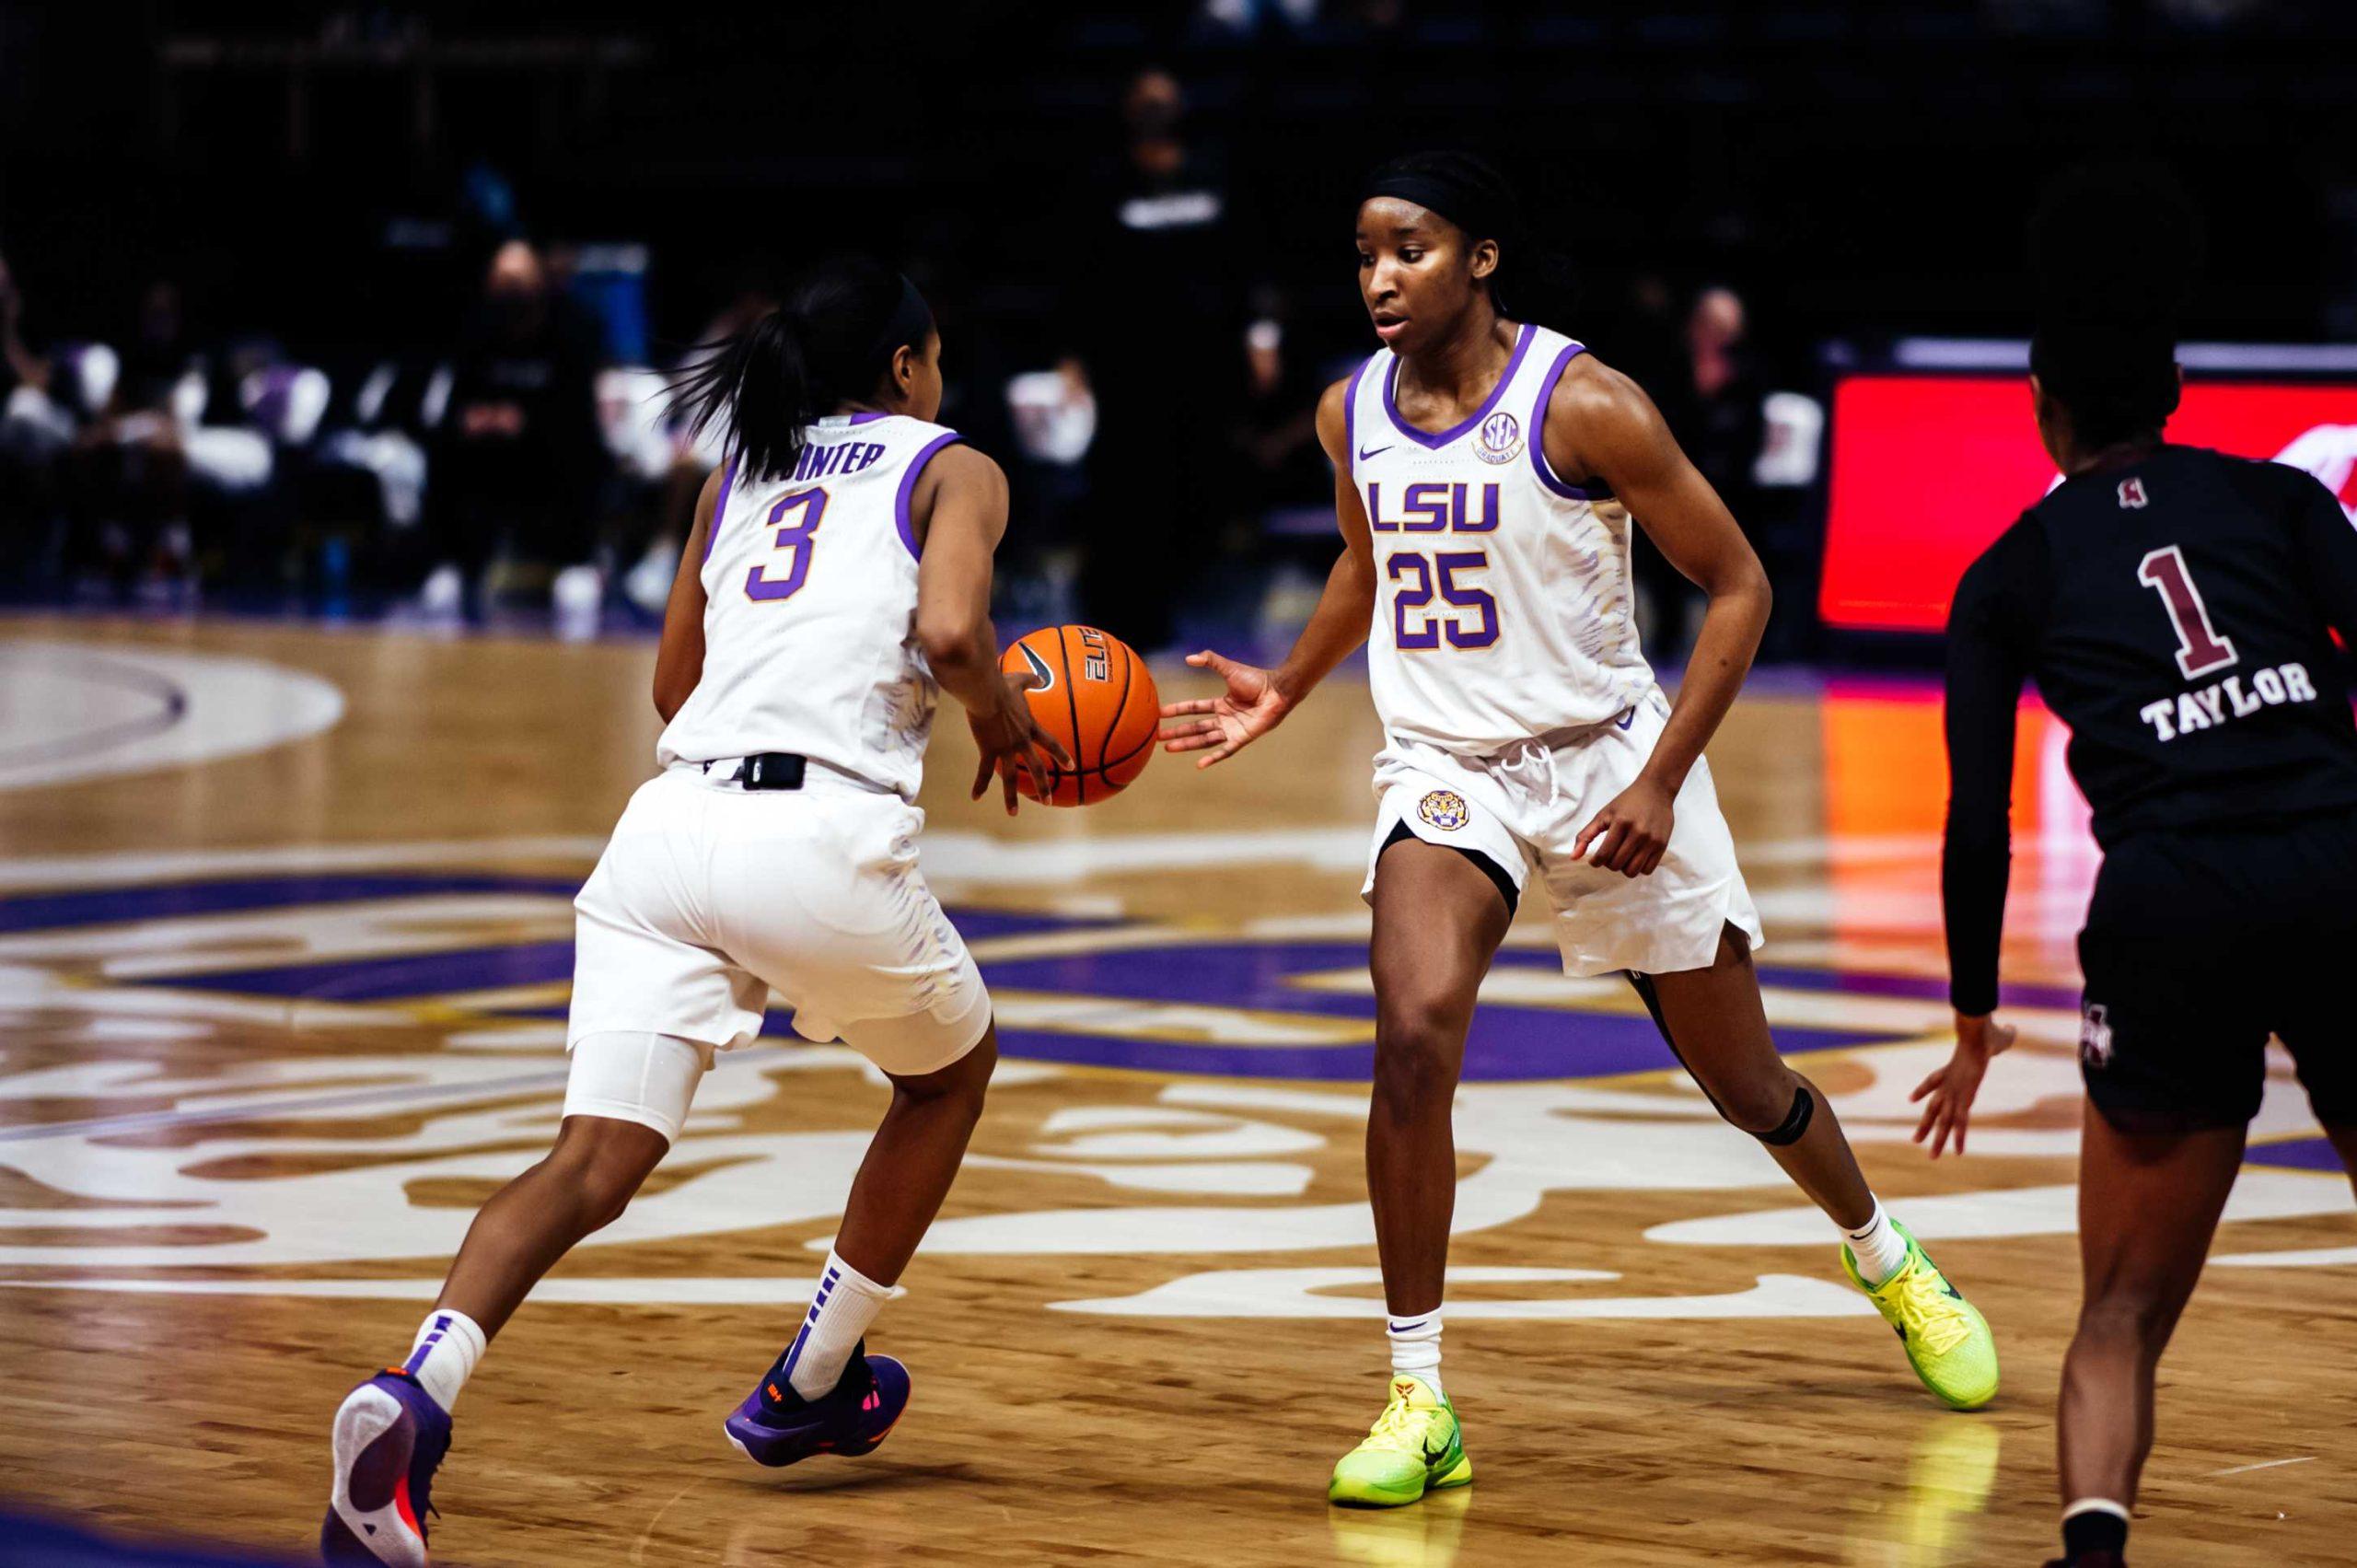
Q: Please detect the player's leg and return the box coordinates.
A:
[718,800,999,1469]
[1635,928,1873,1225]
[1330,832,1513,1508]
[1367,838,1513,1320]
[722,1013,996,1470]
[2052,1106,2242,1568]
[326,778,740,1566]
[321,1032,707,1567]
[1639,931,1999,1411]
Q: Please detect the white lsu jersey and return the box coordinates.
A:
[1347,322,1654,756]
[657,412,963,799]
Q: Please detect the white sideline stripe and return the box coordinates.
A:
[0,1275,844,1306]
[2208,1456,2316,1477]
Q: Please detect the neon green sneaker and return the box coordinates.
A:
[1843,1219,1999,1411]
[1328,1375,1472,1508]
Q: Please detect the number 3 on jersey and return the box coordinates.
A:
[2137,543,2238,679]
[1389,549,1499,650]
[745,488,828,603]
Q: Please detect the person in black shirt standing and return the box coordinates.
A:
[1916,167,2357,1568]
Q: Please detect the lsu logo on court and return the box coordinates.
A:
[1475,411,1523,465]
[1418,790,1470,831]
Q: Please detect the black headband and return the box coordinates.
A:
[867,273,934,363]
[1360,173,1520,250]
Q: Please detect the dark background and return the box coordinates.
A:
[9,3,2353,373]
[5,1,2354,651]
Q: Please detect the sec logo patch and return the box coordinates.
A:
[1418,790,1470,831]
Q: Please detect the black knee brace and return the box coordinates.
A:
[1755,1084,1815,1146]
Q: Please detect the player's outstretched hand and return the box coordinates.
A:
[969,668,1075,816]
[1159,650,1293,770]
[1910,1013,2018,1158]
[1573,775,1675,877]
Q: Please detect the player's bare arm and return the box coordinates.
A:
[909,442,1074,812]
[1547,355,1771,877]
[651,466,722,723]
[1160,376,1377,768]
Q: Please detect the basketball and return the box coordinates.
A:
[999,624,1158,805]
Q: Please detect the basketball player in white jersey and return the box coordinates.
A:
[322,258,1069,1565]
[1163,154,2002,1507]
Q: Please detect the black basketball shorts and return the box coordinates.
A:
[2077,808,2357,1134]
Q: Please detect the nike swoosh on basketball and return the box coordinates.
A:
[1358,444,1393,461]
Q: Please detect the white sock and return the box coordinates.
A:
[1387,1310,1443,1396]
[784,1250,893,1400]
[2062,1499,2131,1523]
[401,1308,486,1414]
[1844,1198,1910,1288]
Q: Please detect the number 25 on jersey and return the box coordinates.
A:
[1369,480,1500,651]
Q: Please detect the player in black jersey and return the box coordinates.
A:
[1914,167,2357,1568]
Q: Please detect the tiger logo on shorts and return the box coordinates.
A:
[1418,790,1470,831]
[2080,1003,2114,1068]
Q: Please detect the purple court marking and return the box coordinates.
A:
[0,874,581,935]
[701,456,740,563]
[164,940,581,1002]
[2243,1136,2350,1174]
[1528,341,1598,500]
[893,432,963,561]
[1382,322,1533,449]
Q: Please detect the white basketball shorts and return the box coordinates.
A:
[567,764,992,1081]
[1362,687,1763,977]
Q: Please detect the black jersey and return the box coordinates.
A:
[1941,444,2357,1014]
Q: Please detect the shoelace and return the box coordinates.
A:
[1364,1395,1432,1453]
[1888,1263,1976,1356]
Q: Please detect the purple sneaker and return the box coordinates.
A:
[724,1341,910,1468]
[321,1368,450,1566]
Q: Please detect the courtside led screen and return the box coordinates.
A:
[1819,375,2357,632]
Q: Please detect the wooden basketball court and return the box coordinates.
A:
[3,614,2352,1565]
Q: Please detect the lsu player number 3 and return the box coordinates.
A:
[1162,152,1999,1508]
[321,259,1067,1566]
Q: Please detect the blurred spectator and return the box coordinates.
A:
[65,281,200,594]
[1229,305,1327,533]
[999,353,1098,629]
[1072,66,1240,653]
[0,252,68,583]
[1639,285,1766,662]
[416,239,607,618]
[615,280,777,618]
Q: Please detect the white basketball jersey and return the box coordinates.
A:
[1347,322,1654,756]
[657,412,962,800]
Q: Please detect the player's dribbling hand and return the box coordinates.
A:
[969,668,1075,816]
[1573,775,1675,877]
[1158,650,1293,770]
[1909,1013,2018,1158]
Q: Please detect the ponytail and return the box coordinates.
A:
[669,256,935,483]
[673,309,813,483]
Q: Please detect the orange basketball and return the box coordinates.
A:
[999,625,1158,806]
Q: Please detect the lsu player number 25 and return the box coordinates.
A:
[1161,150,1998,1510]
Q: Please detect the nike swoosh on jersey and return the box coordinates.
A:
[1358,444,1393,461]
